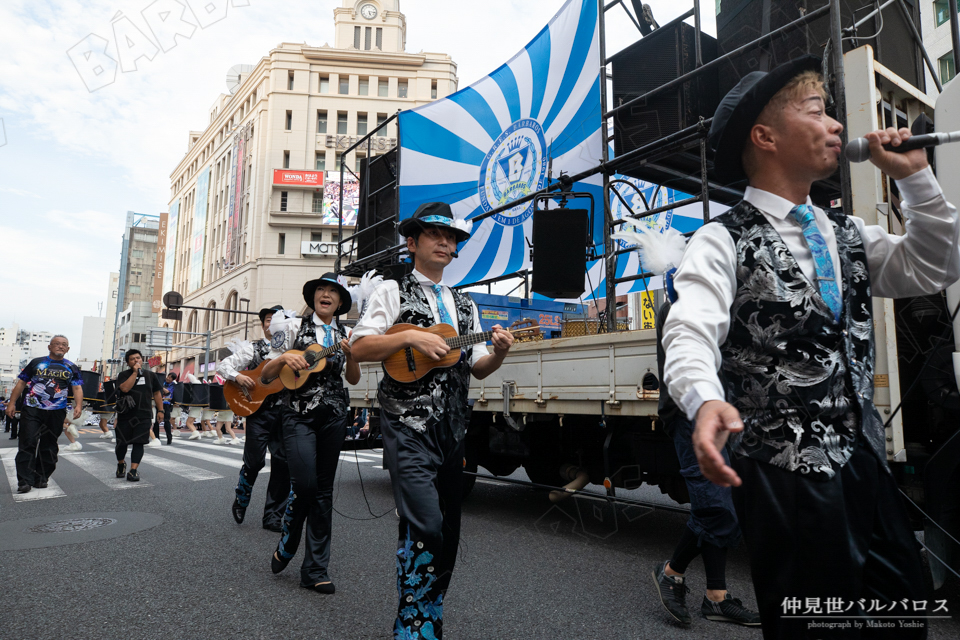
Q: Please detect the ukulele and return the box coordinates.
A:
[278,342,343,390]
[383,319,539,383]
[223,360,285,417]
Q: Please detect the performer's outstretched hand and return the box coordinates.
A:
[865,126,929,180]
[693,400,743,487]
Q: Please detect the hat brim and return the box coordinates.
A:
[302,278,352,316]
[398,217,471,244]
[712,56,823,184]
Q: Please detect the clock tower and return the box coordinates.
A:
[334,1,407,53]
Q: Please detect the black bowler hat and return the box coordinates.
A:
[709,55,823,184]
[397,202,472,244]
[302,272,352,315]
[258,304,284,323]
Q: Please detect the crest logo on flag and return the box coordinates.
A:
[478,118,548,226]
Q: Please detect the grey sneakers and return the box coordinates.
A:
[701,593,762,626]
[652,561,692,625]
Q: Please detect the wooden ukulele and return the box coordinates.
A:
[278,342,343,390]
[383,319,539,383]
[223,360,285,417]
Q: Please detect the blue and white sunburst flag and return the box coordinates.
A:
[398,0,603,288]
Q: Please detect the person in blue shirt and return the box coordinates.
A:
[5,335,83,494]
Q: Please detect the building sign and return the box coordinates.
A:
[273,169,324,187]
[481,309,509,322]
[640,291,655,329]
[536,312,563,330]
[301,241,340,257]
[152,212,168,312]
[325,135,396,151]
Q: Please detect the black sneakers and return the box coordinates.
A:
[17,483,31,494]
[116,461,126,478]
[652,562,691,625]
[701,593,762,626]
[34,478,48,489]
[126,469,140,482]
[232,498,246,524]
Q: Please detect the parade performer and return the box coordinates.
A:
[5,335,83,493]
[262,274,360,592]
[114,349,164,482]
[663,56,960,638]
[220,304,291,532]
[351,202,514,639]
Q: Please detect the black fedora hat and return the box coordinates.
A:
[397,202,472,244]
[302,273,352,316]
[709,55,823,184]
[257,304,284,323]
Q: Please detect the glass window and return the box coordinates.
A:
[354,26,361,49]
[130,285,141,294]
[337,112,348,135]
[335,153,342,171]
[364,26,372,50]
[312,193,323,213]
[376,27,382,49]
[935,0,952,27]
[317,110,327,133]
[356,156,362,172]
[339,76,349,95]
[431,80,438,99]
[378,79,389,97]
[278,233,285,254]
[319,76,329,94]
[311,231,323,242]
[398,80,408,98]
[285,110,292,130]
[377,113,387,137]
[280,191,288,212]
[287,71,294,90]
[941,51,957,84]
[316,152,326,171]
[359,78,369,96]
[283,151,290,169]
[357,113,368,136]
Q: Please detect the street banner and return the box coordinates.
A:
[190,166,211,291]
[228,135,244,266]
[163,200,179,295]
[153,212,168,313]
[397,0,602,287]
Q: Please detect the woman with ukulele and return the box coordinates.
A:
[261,273,360,593]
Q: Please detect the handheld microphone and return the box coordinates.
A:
[844,130,960,163]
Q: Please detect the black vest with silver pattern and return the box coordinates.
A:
[378,274,474,442]
[282,316,349,421]
[711,202,887,480]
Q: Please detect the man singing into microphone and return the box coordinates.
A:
[663,56,960,638]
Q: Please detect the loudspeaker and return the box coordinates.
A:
[531,209,587,299]
[357,149,398,261]
[611,21,719,156]
[716,0,923,97]
[80,370,101,401]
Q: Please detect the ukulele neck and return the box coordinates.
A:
[305,342,340,365]
[444,329,507,350]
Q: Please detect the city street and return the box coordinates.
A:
[0,431,958,639]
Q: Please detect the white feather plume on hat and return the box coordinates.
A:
[610,218,688,276]
[451,217,473,235]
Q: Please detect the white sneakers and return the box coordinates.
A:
[171,430,182,437]
[214,437,226,445]
[66,441,82,451]
[187,431,201,440]
[147,439,162,448]
[99,432,114,440]
[228,437,243,445]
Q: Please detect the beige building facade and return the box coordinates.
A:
[162,0,457,376]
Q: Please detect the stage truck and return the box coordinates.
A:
[344,42,960,587]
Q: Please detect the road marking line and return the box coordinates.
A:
[60,451,153,490]
[154,445,268,472]
[139,453,222,481]
[1,454,67,501]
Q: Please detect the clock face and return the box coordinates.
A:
[360,4,377,19]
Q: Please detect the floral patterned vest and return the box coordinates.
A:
[282,316,349,421]
[712,202,887,480]
[378,273,475,441]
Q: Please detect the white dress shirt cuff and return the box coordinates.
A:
[896,166,942,205]
[679,382,727,422]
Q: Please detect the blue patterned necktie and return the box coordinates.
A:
[320,324,332,348]
[431,284,454,326]
[790,204,842,322]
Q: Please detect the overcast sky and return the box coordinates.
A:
[0,0,715,355]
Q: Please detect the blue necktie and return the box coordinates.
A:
[431,284,454,326]
[790,204,842,322]
[320,324,332,348]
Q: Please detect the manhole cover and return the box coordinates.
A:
[28,518,117,534]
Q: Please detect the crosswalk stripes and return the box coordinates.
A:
[139,453,223,481]
[59,450,154,490]
[0,449,66,502]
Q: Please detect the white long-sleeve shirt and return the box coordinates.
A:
[217,340,269,381]
[350,268,488,370]
[663,166,960,421]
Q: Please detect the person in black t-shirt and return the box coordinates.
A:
[114,350,163,482]
[6,335,83,493]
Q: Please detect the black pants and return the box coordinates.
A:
[5,414,18,437]
[235,403,289,527]
[382,411,464,640]
[116,443,144,465]
[733,438,929,639]
[276,407,346,586]
[15,406,65,486]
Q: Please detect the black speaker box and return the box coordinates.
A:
[80,370,101,401]
[531,209,587,299]
[716,0,923,97]
[611,21,719,157]
[356,149,399,261]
